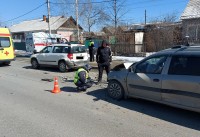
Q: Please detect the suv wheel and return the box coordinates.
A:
[31,58,39,69]
[107,80,124,100]
[58,61,67,72]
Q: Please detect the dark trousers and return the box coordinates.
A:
[89,49,94,62]
[75,80,93,90]
[98,62,110,82]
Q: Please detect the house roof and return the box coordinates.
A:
[9,16,68,33]
[118,26,129,31]
[102,26,115,34]
[180,0,200,20]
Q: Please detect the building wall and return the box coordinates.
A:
[57,30,73,41]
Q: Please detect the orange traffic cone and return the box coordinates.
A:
[52,77,61,93]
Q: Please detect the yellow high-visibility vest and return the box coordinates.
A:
[74,68,89,84]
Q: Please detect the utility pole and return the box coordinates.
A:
[144,9,147,53]
[75,0,79,42]
[145,9,147,25]
[47,0,51,34]
[114,0,117,32]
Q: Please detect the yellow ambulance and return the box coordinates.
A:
[0,28,15,65]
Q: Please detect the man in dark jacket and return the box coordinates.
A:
[74,64,93,91]
[89,40,95,62]
[96,40,112,84]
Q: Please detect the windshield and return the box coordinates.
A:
[0,37,10,47]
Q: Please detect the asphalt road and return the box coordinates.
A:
[0,58,200,137]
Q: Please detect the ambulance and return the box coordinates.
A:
[25,32,65,53]
[0,28,15,65]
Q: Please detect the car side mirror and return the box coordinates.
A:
[129,63,137,72]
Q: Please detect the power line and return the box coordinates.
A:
[125,0,187,7]
[127,0,187,10]
[2,2,46,23]
[50,0,112,5]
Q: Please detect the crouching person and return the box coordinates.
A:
[74,64,93,91]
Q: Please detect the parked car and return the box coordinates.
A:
[30,44,89,72]
[107,45,200,113]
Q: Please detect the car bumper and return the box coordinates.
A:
[0,58,15,63]
[66,60,89,69]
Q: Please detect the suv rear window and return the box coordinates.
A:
[0,37,10,47]
[71,46,86,53]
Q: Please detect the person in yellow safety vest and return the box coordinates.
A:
[89,40,95,62]
[74,64,93,91]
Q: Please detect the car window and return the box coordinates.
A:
[71,46,86,53]
[52,46,63,53]
[0,37,10,47]
[41,46,52,53]
[168,55,200,76]
[62,46,70,53]
[135,56,167,74]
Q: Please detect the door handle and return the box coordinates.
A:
[153,79,159,82]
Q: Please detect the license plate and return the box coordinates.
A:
[76,56,83,59]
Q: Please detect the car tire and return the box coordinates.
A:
[31,58,39,69]
[3,61,11,65]
[107,80,124,100]
[58,61,67,72]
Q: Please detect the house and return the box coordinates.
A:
[9,15,83,42]
[102,26,116,35]
[180,0,200,45]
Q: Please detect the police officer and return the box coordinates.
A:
[96,40,112,84]
[89,40,95,62]
[74,64,93,91]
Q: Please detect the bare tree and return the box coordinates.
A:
[149,12,178,23]
[145,13,182,52]
[79,0,108,32]
[104,0,128,32]
[51,0,108,32]
[51,0,75,17]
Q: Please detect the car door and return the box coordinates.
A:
[127,55,167,101]
[51,46,65,65]
[162,55,200,109]
[36,46,53,65]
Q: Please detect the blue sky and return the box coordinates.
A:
[0,0,188,28]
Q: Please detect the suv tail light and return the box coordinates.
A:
[67,53,73,60]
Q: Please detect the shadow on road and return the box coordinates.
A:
[86,88,200,131]
[60,86,77,92]
[22,65,75,73]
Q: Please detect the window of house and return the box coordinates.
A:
[187,25,197,40]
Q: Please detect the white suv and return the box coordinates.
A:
[30,44,89,72]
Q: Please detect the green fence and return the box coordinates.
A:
[84,39,103,48]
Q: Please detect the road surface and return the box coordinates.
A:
[0,58,199,137]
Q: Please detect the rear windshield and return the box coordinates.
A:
[71,46,87,53]
[0,37,10,47]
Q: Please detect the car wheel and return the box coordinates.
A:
[107,80,124,100]
[31,58,39,69]
[3,61,11,65]
[58,61,67,72]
